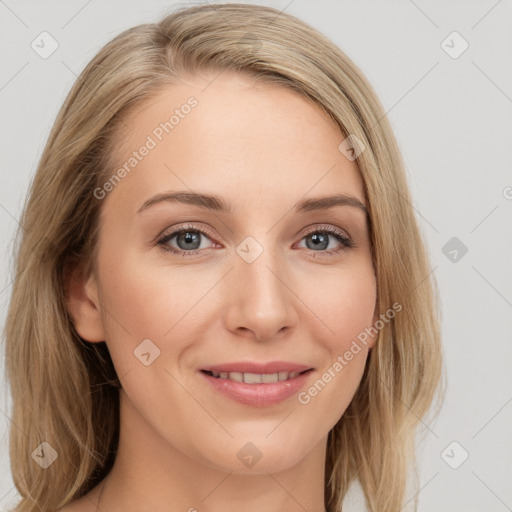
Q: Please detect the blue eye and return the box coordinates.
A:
[298,226,353,252]
[157,224,216,256]
[157,223,354,257]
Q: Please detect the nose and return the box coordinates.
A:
[222,243,299,342]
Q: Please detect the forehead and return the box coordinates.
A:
[104,71,365,214]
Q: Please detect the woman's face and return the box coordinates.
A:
[78,71,377,474]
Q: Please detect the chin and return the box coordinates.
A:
[195,439,310,475]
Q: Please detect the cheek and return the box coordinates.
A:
[292,265,375,422]
[303,263,377,347]
[98,248,205,337]
[95,249,234,398]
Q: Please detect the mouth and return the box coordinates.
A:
[198,363,315,406]
[200,368,313,383]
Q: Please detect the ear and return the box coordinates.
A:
[64,259,106,343]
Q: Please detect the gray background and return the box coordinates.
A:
[1,1,511,510]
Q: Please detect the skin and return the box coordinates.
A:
[64,70,378,512]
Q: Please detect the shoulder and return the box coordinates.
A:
[54,491,99,512]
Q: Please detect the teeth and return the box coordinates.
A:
[209,370,302,383]
[244,372,262,384]
[262,373,279,383]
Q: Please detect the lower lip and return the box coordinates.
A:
[200,370,314,407]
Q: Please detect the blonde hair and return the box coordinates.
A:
[3,3,444,511]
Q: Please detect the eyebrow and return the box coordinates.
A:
[137,191,368,214]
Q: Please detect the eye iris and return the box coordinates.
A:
[307,233,328,250]
[177,231,201,250]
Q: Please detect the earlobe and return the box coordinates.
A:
[64,261,106,343]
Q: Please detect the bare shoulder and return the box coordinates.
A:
[54,489,100,512]
[54,500,87,512]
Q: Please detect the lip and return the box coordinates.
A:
[198,362,314,407]
[201,361,312,374]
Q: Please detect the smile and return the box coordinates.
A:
[202,369,309,383]
[199,367,315,406]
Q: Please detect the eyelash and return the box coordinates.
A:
[156,223,354,257]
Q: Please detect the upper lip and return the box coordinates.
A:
[201,361,313,374]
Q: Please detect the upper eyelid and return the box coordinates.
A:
[158,223,216,242]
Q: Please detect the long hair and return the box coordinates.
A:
[3,4,444,511]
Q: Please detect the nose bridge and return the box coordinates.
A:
[224,233,297,340]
